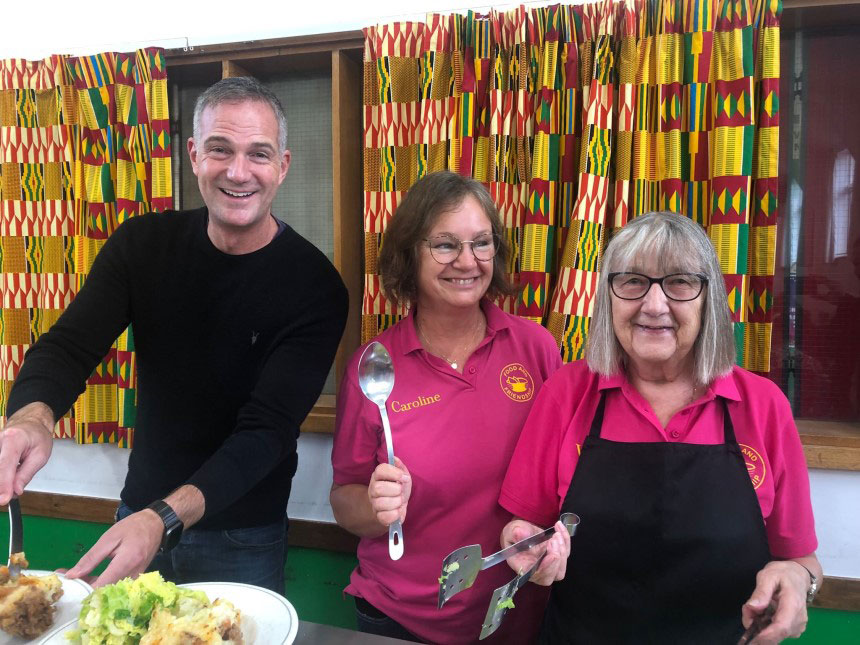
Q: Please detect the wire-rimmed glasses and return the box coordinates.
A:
[423,233,500,264]
[608,272,708,302]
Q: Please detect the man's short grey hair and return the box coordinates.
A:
[585,211,736,385]
[192,76,288,154]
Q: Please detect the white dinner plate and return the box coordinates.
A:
[38,581,298,645]
[181,582,298,645]
[0,570,92,645]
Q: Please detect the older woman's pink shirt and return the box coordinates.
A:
[500,360,818,559]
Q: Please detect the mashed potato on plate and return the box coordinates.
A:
[141,598,243,644]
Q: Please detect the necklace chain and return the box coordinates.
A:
[417,315,484,369]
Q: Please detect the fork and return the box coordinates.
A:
[7,497,24,580]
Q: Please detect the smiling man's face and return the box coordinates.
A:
[188,100,290,241]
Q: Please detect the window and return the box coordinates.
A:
[773,27,860,424]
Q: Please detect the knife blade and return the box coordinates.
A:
[7,497,24,579]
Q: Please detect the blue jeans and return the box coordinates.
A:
[116,502,287,595]
[353,596,423,642]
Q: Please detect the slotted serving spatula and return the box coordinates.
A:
[479,513,580,639]
[438,512,579,608]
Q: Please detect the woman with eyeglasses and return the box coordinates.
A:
[499,212,821,644]
[330,171,564,643]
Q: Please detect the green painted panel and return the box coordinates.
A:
[0,516,111,573]
[801,608,860,642]
[285,547,357,630]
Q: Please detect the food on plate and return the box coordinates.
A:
[141,598,243,644]
[67,572,242,644]
[0,552,64,639]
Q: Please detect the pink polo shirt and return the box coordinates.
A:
[332,300,562,644]
[500,360,817,560]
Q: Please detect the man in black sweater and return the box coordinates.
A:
[0,77,348,594]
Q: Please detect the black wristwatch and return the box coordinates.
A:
[146,500,184,554]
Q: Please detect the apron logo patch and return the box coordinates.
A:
[740,443,766,489]
[500,363,534,402]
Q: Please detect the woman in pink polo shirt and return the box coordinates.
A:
[500,212,821,644]
[330,171,565,643]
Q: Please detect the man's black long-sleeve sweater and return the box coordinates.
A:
[8,208,348,529]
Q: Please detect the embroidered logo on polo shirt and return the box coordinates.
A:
[740,443,766,489]
[391,394,442,413]
[500,363,534,402]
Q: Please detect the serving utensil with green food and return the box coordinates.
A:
[438,512,580,609]
[478,513,580,640]
[357,341,404,561]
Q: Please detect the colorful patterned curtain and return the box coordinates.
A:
[0,48,171,447]
[362,0,781,373]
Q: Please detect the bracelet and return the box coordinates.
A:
[794,561,819,604]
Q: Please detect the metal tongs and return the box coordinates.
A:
[478,513,580,639]
[737,602,776,644]
[7,497,24,579]
[438,512,580,608]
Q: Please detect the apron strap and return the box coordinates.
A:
[588,391,607,438]
[721,397,737,444]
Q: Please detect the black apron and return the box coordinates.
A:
[540,392,771,644]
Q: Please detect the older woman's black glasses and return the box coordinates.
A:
[608,272,708,301]
[423,233,500,264]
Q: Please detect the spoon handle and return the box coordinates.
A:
[389,519,404,560]
[378,403,396,466]
[377,403,404,560]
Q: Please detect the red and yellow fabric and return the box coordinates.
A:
[362,0,781,373]
[362,7,581,340]
[0,48,171,446]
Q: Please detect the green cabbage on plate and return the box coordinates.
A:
[65,571,209,644]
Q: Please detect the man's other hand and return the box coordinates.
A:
[65,509,164,587]
[0,402,55,504]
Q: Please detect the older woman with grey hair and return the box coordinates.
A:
[499,212,820,644]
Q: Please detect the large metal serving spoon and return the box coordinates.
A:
[357,341,404,561]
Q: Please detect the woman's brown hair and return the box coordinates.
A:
[378,171,519,307]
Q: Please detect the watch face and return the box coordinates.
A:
[162,524,183,553]
[149,500,184,554]
[807,581,818,603]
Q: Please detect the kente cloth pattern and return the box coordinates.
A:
[362,0,781,374]
[0,48,171,446]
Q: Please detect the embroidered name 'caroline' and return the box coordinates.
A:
[391,394,442,413]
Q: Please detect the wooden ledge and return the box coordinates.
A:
[2,491,358,551]
[165,31,364,67]
[813,576,860,612]
[798,420,860,471]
